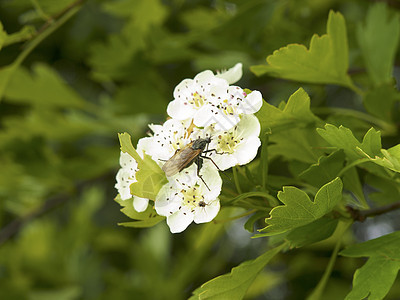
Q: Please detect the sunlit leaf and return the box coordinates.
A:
[340,231,400,300]
[317,125,381,161]
[118,132,167,200]
[259,177,342,236]
[251,11,353,88]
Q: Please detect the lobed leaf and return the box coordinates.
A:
[255,88,321,131]
[259,177,342,236]
[317,124,381,161]
[190,243,286,300]
[340,231,400,300]
[118,133,167,200]
[251,11,353,88]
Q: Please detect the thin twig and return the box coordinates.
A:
[346,201,400,222]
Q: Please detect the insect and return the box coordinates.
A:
[162,137,222,190]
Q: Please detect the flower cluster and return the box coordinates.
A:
[115,63,263,233]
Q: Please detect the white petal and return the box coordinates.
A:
[193,199,220,223]
[194,70,215,83]
[155,183,181,216]
[234,136,261,165]
[173,78,193,99]
[193,105,216,127]
[236,114,261,139]
[214,113,240,131]
[216,63,243,84]
[240,90,263,114]
[137,137,153,158]
[115,168,133,200]
[199,163,222,197]
[209,152,237,171]
[167,99,196,120]
[119,151,137,169]
[133,196,149,212]
[166,209,194,233]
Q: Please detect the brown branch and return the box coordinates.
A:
[346,201,400,222]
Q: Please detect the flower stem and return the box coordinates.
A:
[232,166,243,194]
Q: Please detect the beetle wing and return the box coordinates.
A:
[162,147,201,176]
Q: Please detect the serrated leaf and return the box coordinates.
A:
[255,88,322,131]
[299,150,345,188]
[340,231,400,300]
[287,218,338,248]
[190,243,286,300]
[317,124,381,161]
[357,3,400,85]
[259,177,342,236]
[358,144,400,173]
[118,132,167,200]
[251,11,353,88]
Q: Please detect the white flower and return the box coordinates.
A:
[167,70,228,122]
[114,139,150,212]
[204,114,261,171]
[195,88,263,131]
[155,163,222,233]
[145,118,195,161]
[215,63,243,84]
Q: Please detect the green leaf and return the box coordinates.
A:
[190,243,286,300]
[358,144,400,173]
[115,195,164,228]
[255,88,322,131]
[357,3,400,86]
[299,150,345,188]
[251,11,353,88]
[363,83,400,120]
[118,132,167,200]
[259,177,342,236]
[0,21,7,50]
[269,127,327,164]
[2,25,36,47]
[317,124,381,161]
[365,173,400,205]
[287,218,338,248]
[340,231,400,300]
[4,64,85,108]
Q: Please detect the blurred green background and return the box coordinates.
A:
[0,0,399,299]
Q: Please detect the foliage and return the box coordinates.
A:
[0,1,400,300]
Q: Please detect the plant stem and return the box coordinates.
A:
[213,209,257,224]
[232,166,243,194]
[306,221,352,300]
[347,200,400,222]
